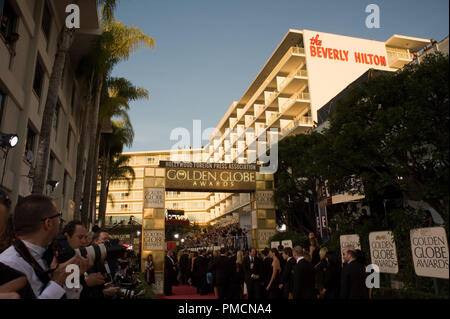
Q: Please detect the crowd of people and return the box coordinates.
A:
[0,192,143,299]
[182,223,249,250]
[162,232,370,300]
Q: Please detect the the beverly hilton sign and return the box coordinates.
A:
[160,161,257,192]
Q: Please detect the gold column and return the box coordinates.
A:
[251,173,277,249]
[141,167,166,295]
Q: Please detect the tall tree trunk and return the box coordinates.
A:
[89,123,102,226]
[98,151,110,228]
[81,77,103,226]
[32,29,75,194]
[73,96,93,221]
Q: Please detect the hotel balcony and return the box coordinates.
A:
[385,35,430,69]
[281,115,314,136]
[386,47,412,68]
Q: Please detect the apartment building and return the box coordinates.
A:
[0,0,100,220]
[107,29,432,228]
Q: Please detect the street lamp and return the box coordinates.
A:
[1,133,19,148]
[1,132,19,187]
[174,233,179,239]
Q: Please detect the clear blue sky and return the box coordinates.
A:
[111,0,449,152]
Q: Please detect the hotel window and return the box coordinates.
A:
[47,153,55,180]
[25,125,36,165]
[41,1,52,41]
[0,0,18,44]
[70,85,76,115]
[147,157,156,164]
[120,204,129,210]
[33,58,44,99]
[53,101,60,140]
[62,171,68,198]
[66,126,71,155]
[0,89,5,128]
[121,193,129,198]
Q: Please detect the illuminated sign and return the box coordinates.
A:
[160,161,257,192]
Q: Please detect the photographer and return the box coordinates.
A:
[83,230,120,298]
[0,195,89,299]
[0,190,30,299]
[62,221,106,299]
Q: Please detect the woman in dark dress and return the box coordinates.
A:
[230,250,245,299]
[266,248,282,299]
[320,252,341,299]
[144,254,155,285]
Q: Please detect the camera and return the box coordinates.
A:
[47,235,127,264]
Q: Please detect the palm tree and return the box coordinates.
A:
[96,78,149,226]
[32,0,119,195]
[100,152,136,227]
[77,18,154,226]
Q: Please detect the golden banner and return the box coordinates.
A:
[161,162,257,192]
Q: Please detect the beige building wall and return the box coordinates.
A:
[0,0,100,221]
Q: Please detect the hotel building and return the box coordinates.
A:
[105,29,434,229]
[0,0,100,219]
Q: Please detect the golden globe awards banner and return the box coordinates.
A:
[369,231,399,274]
[143,230,165,251]
[144,188,165,208]
[410,227,449,279]
[340,234,361,263]
[160,161,257,192]
[258,229,277,248]
[256,191,275,209]
[282,240,293,248]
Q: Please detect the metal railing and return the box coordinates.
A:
[281,116,314,136]
[292,47,306,55]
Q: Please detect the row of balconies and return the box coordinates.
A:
[204,45,309,163]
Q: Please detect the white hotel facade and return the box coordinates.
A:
[105,29,435,227]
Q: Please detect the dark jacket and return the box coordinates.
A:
[323,261,341,299]
[179,254,190,273]
[280,257,296,293]
[208,255,231,286]
[293,258,315,300]
[164,256,177,285]
[340,261,369,299]
[243,255,262,283]
[261,257,273,287]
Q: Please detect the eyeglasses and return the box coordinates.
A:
[0,189,11,209]
[41,213,62,222]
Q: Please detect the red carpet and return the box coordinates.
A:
[160,285,217,299]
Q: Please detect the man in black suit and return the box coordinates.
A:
[340,248,369,299]
[179,251,190,285]
[208,248,231,299]
[293,245,315,300]
[164,250,177,296]
[279,247,296,299]
[243,248,262,299]
[197,250,209,295]
[260,248,273,298]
